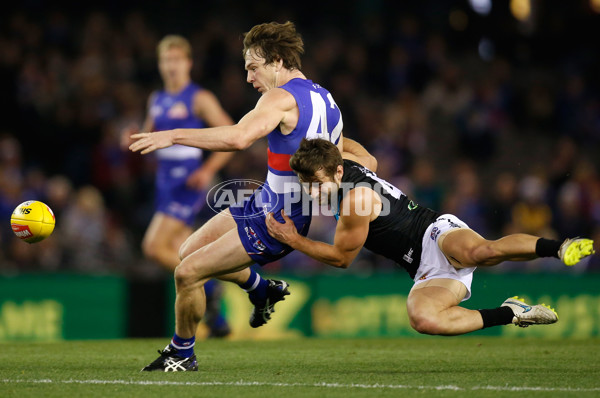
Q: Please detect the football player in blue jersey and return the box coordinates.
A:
[122,35,234,338]
[131,22,344,371]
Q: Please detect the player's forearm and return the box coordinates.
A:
[342,137,377,171]
[343,138,368,157]
[171,126,252,152]
[288,235,351,268]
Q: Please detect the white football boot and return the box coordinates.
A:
[501,296,558,328]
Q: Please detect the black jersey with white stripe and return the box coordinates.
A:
[337,159,441,278]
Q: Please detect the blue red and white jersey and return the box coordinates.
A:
[264,78,343,200]
[229,78,343,264]
[147,82,208,224]
[149,82,206,161]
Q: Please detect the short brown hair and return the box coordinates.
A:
[290,139,342,181]
[242,21,304,70]
[157,35,192,59]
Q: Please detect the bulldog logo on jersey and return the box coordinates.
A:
[167,102,189,119]
[149,105,163,118]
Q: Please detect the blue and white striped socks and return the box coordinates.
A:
[239,267,268,303]
[170,334,195,358]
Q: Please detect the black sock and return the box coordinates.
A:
[535,238,562,258]
[478,307,515,329]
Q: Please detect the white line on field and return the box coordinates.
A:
[1,379,599,392]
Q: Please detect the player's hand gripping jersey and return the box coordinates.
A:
[338,159,441,278]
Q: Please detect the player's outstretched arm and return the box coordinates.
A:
[341,137,377,172]
[266,188,372,268]
[129,88,294,154]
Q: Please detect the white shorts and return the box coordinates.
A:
[413,214,477,301]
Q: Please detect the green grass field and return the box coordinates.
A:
[1,337,599,398]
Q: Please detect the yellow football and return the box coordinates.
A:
[10,200,56,243]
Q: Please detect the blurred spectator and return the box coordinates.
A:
[442,161,489,236]
[556,72,590,139]
[512,174,555,238]
[586,226,600,271]
[553,181,591,239]
[455,76,509,162]
[45,175,74,220]
[0,135,26,240]
[60,185,110,272]
[486,172,519,238]
[421,60,473,120]
[411,158,444,211]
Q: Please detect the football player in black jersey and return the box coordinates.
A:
[266,138,595,335]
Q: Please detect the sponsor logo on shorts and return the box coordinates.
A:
[430,226,441,241]
[419,273,429,281]
[244,226,266,252]
[449,220,461,229]
[439,217,462,229]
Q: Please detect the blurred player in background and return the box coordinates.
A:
[121,35,233,338]
[130,21,344,371]
[266,138,595,335]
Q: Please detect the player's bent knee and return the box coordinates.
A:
[408,310,447,335]
[174,259,214,290]
[408,306,447,335]
[174,263,199,290]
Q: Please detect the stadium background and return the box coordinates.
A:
[0,0,599,341]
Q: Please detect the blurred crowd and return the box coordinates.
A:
[0,1,599,276]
